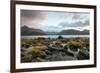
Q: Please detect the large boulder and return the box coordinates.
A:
[77,48,89,60]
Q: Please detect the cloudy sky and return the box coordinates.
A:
[21,10,90,32]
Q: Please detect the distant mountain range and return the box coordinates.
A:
[57,29,89,35]
[21,26,89,35]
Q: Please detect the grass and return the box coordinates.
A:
[31,46,47,53]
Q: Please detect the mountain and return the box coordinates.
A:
[82,30,89,34]
[46,32,57,35]
[57,29,89,35]
[21,26,89,35]
[21,26,47,35]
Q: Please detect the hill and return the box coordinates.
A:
[21,26,47,35]
[57,29,89,35]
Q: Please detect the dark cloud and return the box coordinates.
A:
[21,10,46,19]
[21,10,46,28]
[59,19,89,28]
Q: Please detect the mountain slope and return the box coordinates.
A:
[57,29,89,35]
[21,26,89,35]
[21,26,47,35]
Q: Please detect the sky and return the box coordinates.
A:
[21,10,90,32]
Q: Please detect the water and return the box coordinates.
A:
[21,35,89,39]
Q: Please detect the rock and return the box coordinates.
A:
[57,35,63,39]
[32,53,38,59]
[32,59,38,62]
[63,45,68,50]
[24,44,30,48]
[47,47,53,51]
[62,55,77,60]
[21,47,27,51]
[45,56,52,60]
[67,48,79,55]
[21,54,32,62]
[45,50,52,55]
[79,49,89,56]
[36,57,48,62]
[21,52,26,57]
[77,49,89,60]
[70,48,78,52]
[65,51,74,57]
[38,51,47,58]
[49,54,59,61]
[47,52,64,61]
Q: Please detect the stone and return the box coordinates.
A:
[21,54,32,62]
[45,50,52,55]
[36,57,48,62]
[77,49,89,60]
[21,47,27,51]
[38,51,47,58]
[63,45,68,50]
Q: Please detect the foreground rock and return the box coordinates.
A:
[21,41,89,62]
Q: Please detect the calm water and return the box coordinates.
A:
[21,35,89,39]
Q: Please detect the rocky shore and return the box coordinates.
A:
[21,37,89,63]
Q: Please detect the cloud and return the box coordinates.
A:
[40,25,62,32]
[59,12,90,28]
[72,14,80,19]
[72,13,89,20]
[21,10,90,32]
[21,10,46,19]
[21,10,46,28]
[74,19,89,27]
[56,12,89,21]
[59,19,89,28]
